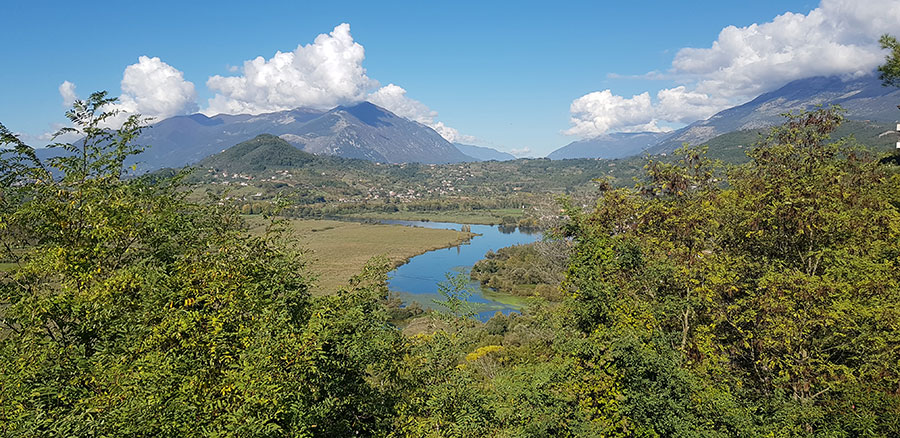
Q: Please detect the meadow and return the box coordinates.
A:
[246,217,473,293]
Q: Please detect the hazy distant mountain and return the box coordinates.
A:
[546,74,900,161]
[125,102,472,171]
[453,143,516,161]
[547,132,669,159]
[648,74,900,154]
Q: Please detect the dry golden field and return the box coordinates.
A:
[248,218,472,294]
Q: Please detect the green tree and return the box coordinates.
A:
[559,107,900,436]
[433,272,477,320]
[879,34,900,88]
[0,94,404,436]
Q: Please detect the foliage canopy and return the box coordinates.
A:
[2,95,899,437]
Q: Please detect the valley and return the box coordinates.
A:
[3,16,900,432]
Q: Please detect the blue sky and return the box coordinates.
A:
[2,0,895,156]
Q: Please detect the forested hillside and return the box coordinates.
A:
[2,93,899,436]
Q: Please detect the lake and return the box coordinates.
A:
[383,220,541,320]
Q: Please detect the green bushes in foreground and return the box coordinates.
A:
[0,94,403,436]
[2,94,900,437]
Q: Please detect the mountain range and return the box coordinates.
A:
[453,143,516,161]
[130,102,482,171]
[547,132,669,160]
[32,74,900,170]
[548,74,900,159]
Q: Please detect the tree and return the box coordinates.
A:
[878,34,900,88]
[559,107,900,435]
[433,271,477,320]
[0,94,404,436]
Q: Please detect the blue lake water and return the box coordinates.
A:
[383,220,541,320]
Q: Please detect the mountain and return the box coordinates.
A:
[279,102,473,164]
[126,102,472,172]
[453,143,516,161]
[547,132,669,159]
[133,108,325,171]
[694,119,898,164]
[648,74,900,154]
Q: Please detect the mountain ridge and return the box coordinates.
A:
[127,102,474,172]
[453,143,516,161]
[548,74,900,159]
[648,74,900,154]
[547,132,669,160]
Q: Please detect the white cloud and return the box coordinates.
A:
[37,122,81,143]
[567,0,900,138]
[564,90,665,138]
[367,84,474,143]
[672,0,896,99]
[509,147,532,157]
[117,56,198,120]
[59,56,197,129]
[204,23,377,115]
[59,81,77,107]
[50,24,472,144]
[656,86,731,124]
[201,25,473,143]
[367,84,437,123]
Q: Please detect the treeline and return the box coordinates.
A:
[239,197,531,220]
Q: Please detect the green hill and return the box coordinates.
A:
[199,134,318,173]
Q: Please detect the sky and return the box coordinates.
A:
[2,0,898,156]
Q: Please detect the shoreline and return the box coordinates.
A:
[387,228,478,269]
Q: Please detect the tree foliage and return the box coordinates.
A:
[879,34,900,88]
[560,106,900,436]
[0,93,403,436]
[2,96,899,436]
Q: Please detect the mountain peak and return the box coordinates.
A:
[330,101,394,127]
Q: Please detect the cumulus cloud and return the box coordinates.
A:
[367,84,474,143]
[204,23,377,115]
[673,0,896,99]
[117,56,198,119]
[567,0,900,138]
[655,86,731,124]
[52,24,471,143]
[201,24,473,143]
[59,56,197,129]
[59,81,77,107]
[368,84,437,124]
[564,90,665,137]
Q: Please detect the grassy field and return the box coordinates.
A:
[343,208,526,225]
[247,217,473,294]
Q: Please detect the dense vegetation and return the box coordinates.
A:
[0,94,405,435]
[557,108,900,435]
[471,242,568,300]
[2,85,900,436]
